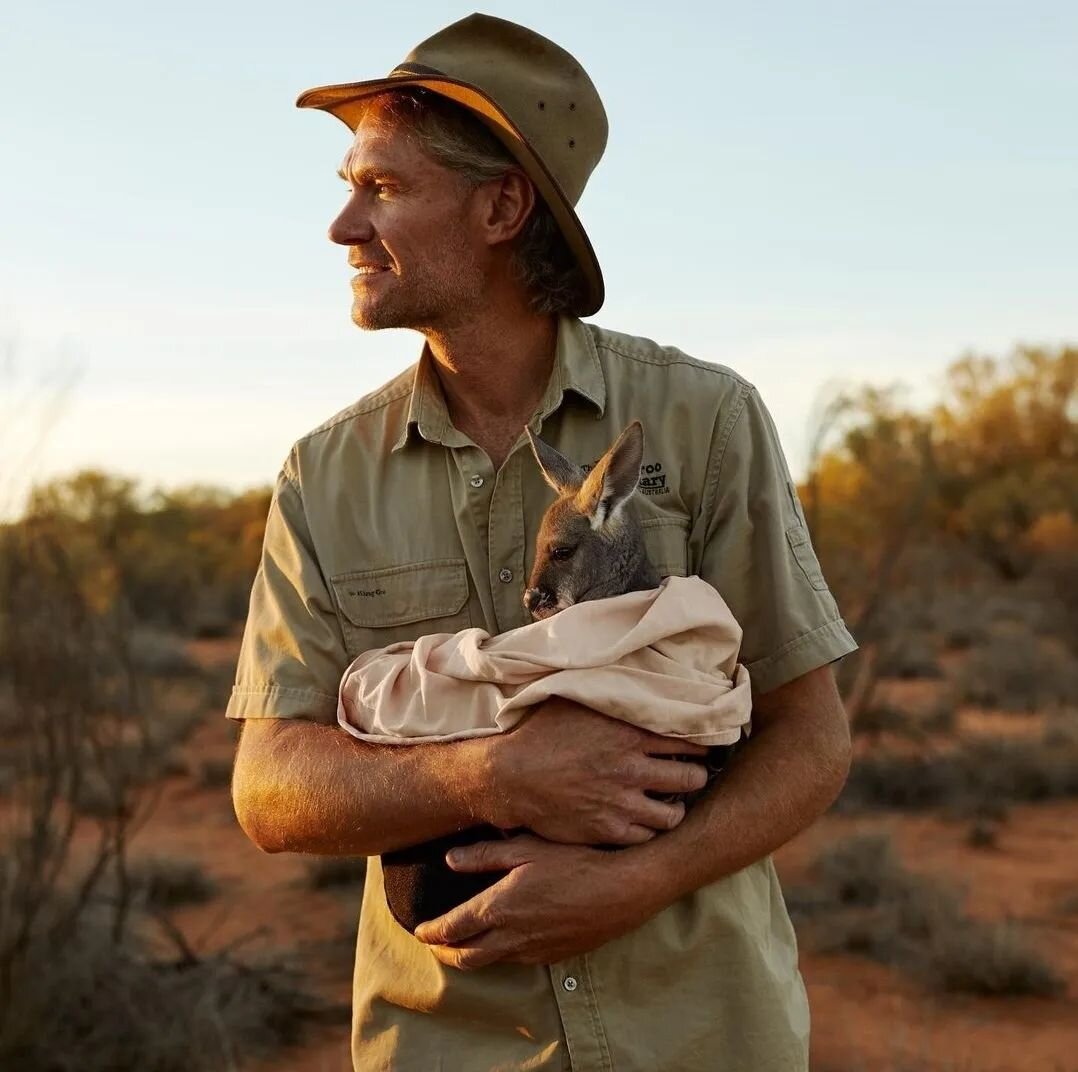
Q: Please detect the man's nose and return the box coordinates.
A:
[328,196,375,246]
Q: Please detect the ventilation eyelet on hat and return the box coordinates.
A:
[569,139,576,148]
[538,100,546,110]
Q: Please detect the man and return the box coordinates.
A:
[229,13,857,1071]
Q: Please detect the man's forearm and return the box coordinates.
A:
[612,668,852,913]
[233,720,503,857]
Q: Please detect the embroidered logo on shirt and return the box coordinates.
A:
[581,459,670,496]
[347,587,387,598]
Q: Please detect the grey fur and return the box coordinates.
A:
[526,428,585,493]
[525,420,660,619]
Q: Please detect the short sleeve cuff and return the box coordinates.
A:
[745,617,858,696]
[226,684,339,724]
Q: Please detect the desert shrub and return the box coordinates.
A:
[193,757,233,789]
[875,633,942,680]
[839,752,966,812]
[921,693,958,734]
[839,732,1078,814]
[927,920,1063,997]
[305,855,368,890]
[0,910,330,1072]
[128,627,200,677]
[0,524,331,1069]
[127,855,219,908]
[1043,713,1078,749]
[855,695,957,739]
[961,632,1078,712]
[854,704,912,737]
[966,819,999,849]
[790,833,1063,998]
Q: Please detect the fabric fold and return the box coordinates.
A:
[337,574,752,746]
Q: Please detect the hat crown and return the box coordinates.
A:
[400,13,607,205]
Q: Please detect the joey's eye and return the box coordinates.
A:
[550,546,575,561]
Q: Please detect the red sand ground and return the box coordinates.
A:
[142,637,1077,1072]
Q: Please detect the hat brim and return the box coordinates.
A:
[296,73,604,317]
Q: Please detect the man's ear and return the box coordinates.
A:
[527,428,584,494]
[479,170,535,247]
[576,421,644,529]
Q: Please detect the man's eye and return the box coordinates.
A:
[550,546,575,561]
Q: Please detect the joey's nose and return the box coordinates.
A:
[523,587,551,612]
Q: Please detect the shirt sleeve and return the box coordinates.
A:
[225,455,347,724]
[690,383,858,695]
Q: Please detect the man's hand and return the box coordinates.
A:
[413,834,652,969]
[486,698,711,846]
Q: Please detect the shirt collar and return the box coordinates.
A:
[391,315,606,453]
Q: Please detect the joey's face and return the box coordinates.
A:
[524,499,608,620]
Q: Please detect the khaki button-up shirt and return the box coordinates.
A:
[227,315,858,1072]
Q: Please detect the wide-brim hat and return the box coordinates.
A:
[296,13,607,316]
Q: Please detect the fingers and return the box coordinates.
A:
[626,795,686,833]
[414,894,496,946]
[637,756,710,795]
[428,936,507,971]
[613,823,658,846]
[446,836,539,873]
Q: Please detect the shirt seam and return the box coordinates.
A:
[594,338,754,386]
[745,616,853,677]
[698,383,755,528]
[230,684,339,702]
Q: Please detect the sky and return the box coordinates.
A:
[2,0,1075,516]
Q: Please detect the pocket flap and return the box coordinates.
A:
[332,559,469,628]
[785,523,828,591]
[641,516,690,578]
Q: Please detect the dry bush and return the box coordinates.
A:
[839,731,1078,814]
[128,626,200,677]
[192,757,234,789]
[126,854,220,909]
[0,915,329,1072]
[961,631,1078,712]
[789,834,1063,998]
[305,855,368,890]
[928,921,1063,997]
[0,524,331,1069]
[855,694,957,740]
[875,634,943,680]
[854,704,914,737]
[965,819,999,849]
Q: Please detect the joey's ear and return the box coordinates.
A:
[576,421,644,529]
[526,427,584,494]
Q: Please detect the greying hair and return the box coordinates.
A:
[361,89,589,316]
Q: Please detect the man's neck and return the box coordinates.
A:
[422,305,559,435]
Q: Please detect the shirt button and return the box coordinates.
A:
[470,475,484,488]
[562,976,578,992]
[498,568,513,584]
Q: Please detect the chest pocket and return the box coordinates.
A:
[330,558,473,658]
[641,516,690,579]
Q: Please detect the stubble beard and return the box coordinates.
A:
[350,228,486,332]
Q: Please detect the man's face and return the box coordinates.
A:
[329,107,486,332]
